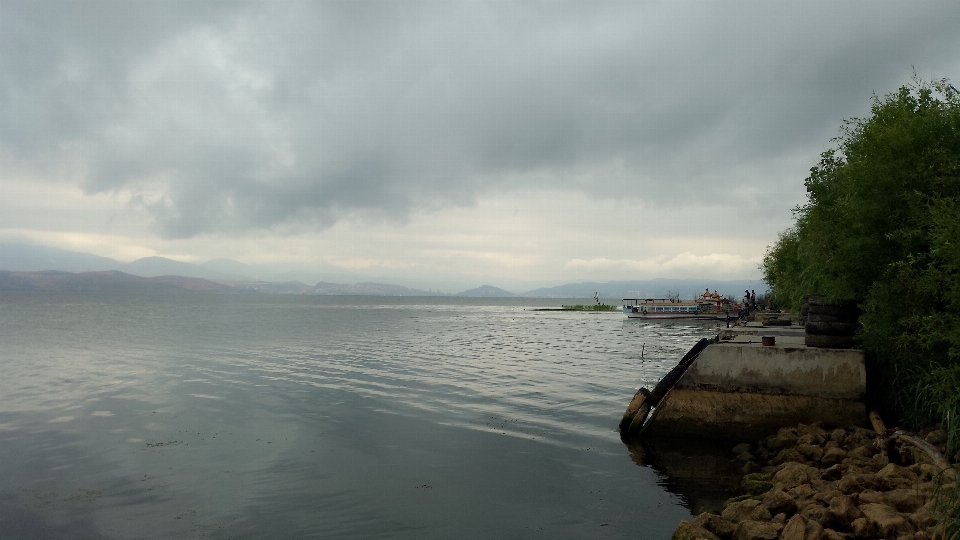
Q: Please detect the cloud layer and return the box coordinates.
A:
[0,1,960,237]
[2,1,959,286]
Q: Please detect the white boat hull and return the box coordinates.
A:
[621,296,743,321]
[624,311,735,320]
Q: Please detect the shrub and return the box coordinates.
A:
[762,78,960,447]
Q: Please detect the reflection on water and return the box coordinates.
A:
[0,293,722,539]
[622,435,743,515]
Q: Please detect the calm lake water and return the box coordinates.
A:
[0,293,722,539]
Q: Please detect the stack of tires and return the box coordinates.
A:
[800,295,820,325]
[804,297,858,349]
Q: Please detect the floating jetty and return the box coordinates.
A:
[622,322,867,442]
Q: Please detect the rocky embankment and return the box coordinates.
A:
[673,423,957,540]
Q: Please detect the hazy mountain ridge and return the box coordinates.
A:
[122,256,247,281]
[315,282,444,296]
[0,244,767,297]
[456,285,515,297]
[521,279,767,300]
[0,244,299,282]
[0,244,125,273]
[0,270,232,292]
[232,281,321,294]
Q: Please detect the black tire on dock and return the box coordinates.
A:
[807,303,858,319]
[627,403,652,435]
[805,321,858,336]
[804,333,856,349]
[807,312,856,324]
[619,387,651,431]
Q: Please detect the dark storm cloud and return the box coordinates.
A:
[2,0,959,237]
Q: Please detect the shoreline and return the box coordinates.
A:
[671,422,956,540]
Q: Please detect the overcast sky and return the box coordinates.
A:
[2,1,958,291]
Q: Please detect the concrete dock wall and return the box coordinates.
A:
[641,337,866,441]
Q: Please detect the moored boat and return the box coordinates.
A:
[622,291,740,320]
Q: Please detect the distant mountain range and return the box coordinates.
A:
[456,285,515,297]
[0,270,231,292]
[0,244,248,281]
[0,244,325,284]
[0,244,766,297]
[314,282,442,296]
[521,279,766,300]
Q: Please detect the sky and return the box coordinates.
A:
[2,1,959,292]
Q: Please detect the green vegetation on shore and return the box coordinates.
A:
[762,78,960,535]
[561,304,618,311]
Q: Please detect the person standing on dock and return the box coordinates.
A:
[750,290,756,308]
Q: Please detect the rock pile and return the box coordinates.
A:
[672,423,957,540]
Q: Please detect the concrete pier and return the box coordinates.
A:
[640,324,867,441]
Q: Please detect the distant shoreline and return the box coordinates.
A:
[0,268,765,299]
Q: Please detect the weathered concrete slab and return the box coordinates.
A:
[718,324,806,339]
[678,342,865,398]
[642,339,866,441]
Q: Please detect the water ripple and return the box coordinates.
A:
[0,293,719,539]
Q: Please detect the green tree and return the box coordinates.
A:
[762,78,960,452]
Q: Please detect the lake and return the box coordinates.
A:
[0,293,723,539]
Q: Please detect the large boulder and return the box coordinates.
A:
[788,483,817,503]
[749,504,772,522]
[857,490,884,505]
[837,473,878,494]
[867,452,889,472]
[798,444,825,462]
[915,463,943,481]
[777,447,806,464]
[722,499,762,524]
[908,504,938,530]
[673,520,722,540]
[883,489,923,513]
[813,488,843,506]
[798,501,834,528]
[876,463,918,490]
[820,528,846,540]
[775,463,820,489]
[733,520,783,540]
[796,423,828,441]
[859,502,914,538]
[828,495,863,527]
[820,464,844,481]
[780,514,825,540]
[850,517,875,538]
[846,427,879,447]
[828,429,847,446]
[846,445,874,460]
[765,429,799,451]
[820,447,847,467]
[694,512,737,539]
[761,488,797,516]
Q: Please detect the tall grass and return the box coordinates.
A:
[897,363,960,460]
[934,472,960,540]
[561,304,618,311]
[898,363,960,538]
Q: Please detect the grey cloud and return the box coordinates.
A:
[2,0,959,237]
